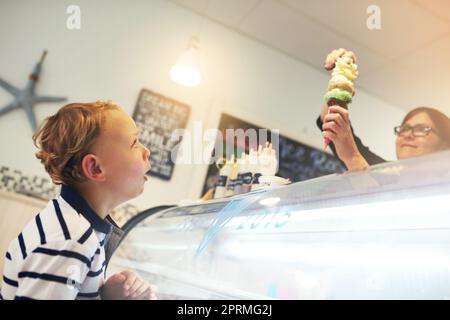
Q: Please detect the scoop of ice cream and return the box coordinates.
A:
[328,74,355,95]
[332,57,358,81]
[329,74,349,83]
[324,88,353,104]
[324,48,357,71]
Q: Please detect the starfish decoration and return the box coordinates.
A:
[0,50,67,132]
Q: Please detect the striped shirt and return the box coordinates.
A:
[1,185,117,300]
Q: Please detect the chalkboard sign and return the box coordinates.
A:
[132,89,190,180]
[201,113,344,195]
[276,133,344,182]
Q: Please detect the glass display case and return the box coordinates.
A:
[107,150,450,299]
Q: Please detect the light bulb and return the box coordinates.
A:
[170,37,202,87]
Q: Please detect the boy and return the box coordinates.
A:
[1,101,155,300]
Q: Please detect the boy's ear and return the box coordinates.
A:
[81,154,106,182]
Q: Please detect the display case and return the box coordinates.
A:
[107,150,450,299]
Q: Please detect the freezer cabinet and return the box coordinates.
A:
[107,150,450,299]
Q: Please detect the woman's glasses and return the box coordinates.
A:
[394,125,432,137]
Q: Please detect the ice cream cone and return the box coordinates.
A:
[322,49,358,150]
[323,98,349,150]
[326,98,348,109]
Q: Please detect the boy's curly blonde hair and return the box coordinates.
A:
[32,101,121,186]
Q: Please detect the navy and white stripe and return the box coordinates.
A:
[18,233,27,259]
[18,271,82,288]
[3,275,18,287]
[77,291,100,298]
[35,214,46,245]
[14,295,36,300]
[32,247,92,269]
[53,199,71,240]
[87,260,107,277]
[78,227,94,245]
[1,185,115,300]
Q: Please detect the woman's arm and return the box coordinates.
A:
[317,105,386,170]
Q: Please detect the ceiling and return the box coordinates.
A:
[171,0,450,115]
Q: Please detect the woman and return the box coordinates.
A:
[318,105,450,171]
[318,49,450,171]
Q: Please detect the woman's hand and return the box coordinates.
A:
[100,270,157,300]
[322,105,368,171]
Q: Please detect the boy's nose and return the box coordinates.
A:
[143,146,151,160]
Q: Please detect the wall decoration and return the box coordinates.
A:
[132,89,191,181]
[201,113,345,195]
[0,166,59,200]
[0,50,67,132]
[0,165,140,226]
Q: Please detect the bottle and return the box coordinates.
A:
[250,147,263,191]
[234,155,244,195]
[269,144,279,176]
[234,154,249,195]
[213,157,232,199]
[238,154,253,194]
[225,155,239,197]
[260,142,278,176]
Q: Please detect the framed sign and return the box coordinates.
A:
[132,89,190,180]
[202,113,344,195]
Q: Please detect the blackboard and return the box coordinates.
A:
[132,89,190,180]
[201,113,344,195]
[276,133,344,182]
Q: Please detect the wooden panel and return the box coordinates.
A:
[0,191,47,285]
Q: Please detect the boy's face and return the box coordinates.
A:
[93,109,151,201]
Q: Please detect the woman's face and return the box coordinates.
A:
[396,112,447,160]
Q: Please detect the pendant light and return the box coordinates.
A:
[169,36,202,87]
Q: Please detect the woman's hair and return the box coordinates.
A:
[402,107,450,147]
[32,101,121,186]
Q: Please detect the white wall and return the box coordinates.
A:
[0,0,405,211]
